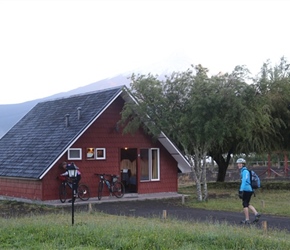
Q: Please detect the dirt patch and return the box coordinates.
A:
[0,200,61,218]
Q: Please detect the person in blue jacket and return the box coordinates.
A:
[237,158,261,224]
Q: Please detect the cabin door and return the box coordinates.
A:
[120,148,137,193]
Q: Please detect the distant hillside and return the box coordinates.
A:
[0,75,130,138]
[0,53,195,138]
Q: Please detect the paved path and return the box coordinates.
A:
[89,199,290,232]
[49,193,290,232]
[3,192,290,232]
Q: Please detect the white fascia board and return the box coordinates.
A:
[157,132,191,173]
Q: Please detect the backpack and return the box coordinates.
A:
[248,170,261,190]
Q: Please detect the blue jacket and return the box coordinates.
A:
[240,166,253,192]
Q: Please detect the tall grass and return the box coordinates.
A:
[0,211,289,249]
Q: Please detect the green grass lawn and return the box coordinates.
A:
[1,184,290,249]
[1,211,290,249]
[178,184,290,217]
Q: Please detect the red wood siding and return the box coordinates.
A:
[137,146,178,194]
[44,96,179,200]
[0,177,42,200]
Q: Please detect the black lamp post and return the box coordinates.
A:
[67,163,78,225]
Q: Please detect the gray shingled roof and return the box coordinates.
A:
[0,86,124,179]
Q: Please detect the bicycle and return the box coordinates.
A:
[58,176,90,203]
[95,173,125,200]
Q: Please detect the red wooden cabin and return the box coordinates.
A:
[0,86,191,201]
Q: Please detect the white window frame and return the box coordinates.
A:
[68,148,82,160]
[140,148,160,181]
[150,148,160,181]
[96,148,106,160]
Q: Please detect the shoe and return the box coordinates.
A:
[253,213,261,223]
[240,220,251,224]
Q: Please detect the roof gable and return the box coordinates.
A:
[121,87,191,173]
[0,86,124,179]
[0,85,191,179]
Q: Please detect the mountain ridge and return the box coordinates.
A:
[0,74,130,138]
[0,54,195,138]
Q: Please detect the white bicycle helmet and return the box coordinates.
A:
[236,158,246,164]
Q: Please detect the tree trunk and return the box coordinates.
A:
[216,162,227,182]
[187,155,203,201]
[201,155,208,201]
[211,150,232,182]
[187,147,208,201]
[195,179,202,201]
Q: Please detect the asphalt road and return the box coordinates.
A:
[82,198,290,232]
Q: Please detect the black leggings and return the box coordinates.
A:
[242,191,253,208]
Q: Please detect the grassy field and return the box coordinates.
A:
[0,185,290,250]
[179,184,290,217]
[1,210,290,249]
[1,185,290,249]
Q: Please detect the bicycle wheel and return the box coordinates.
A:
[78,184,90,201]
[98,181,103,200]
[112,181,125,198]
[59,183,67,203]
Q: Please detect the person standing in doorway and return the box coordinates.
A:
[237,158,261,224]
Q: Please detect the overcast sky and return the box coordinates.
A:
[1,0,289,104]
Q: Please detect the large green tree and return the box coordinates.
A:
[209,65,280,181]
[212,57,290,177]
[120,63,282,200]
[255,57,290,153]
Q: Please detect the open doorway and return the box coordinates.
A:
[120,148,137,193]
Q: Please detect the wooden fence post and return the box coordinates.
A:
[262,221,267,233]
[88,203,92,213]
[162,210,167,219]
[261,200,265,208]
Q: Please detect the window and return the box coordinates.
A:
[68,148,82,160]
[96,148,106,160]
[140,148,160,181]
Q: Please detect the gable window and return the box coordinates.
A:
[96,148,106,160]
[140,148,160,181]
[68,148,82,160]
